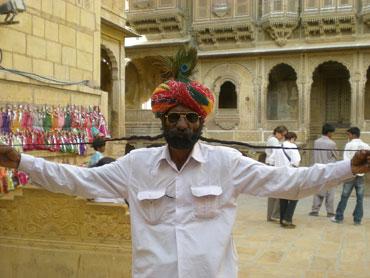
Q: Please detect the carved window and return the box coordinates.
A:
[322,0,335,9]
[236,0,250,16]
[338,0,351,9]
[267,64,298,121]
[133,0,152,9]
[305,0,319,10]
[262,0,270,16]
[287,0,298,13]
[364,0,370,12]
[273,0,283,12]
[158,0,175,8]
[219,81,237,109]
[196,0,211,19]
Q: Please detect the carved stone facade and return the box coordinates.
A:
[125,0,370,162]
[0,186,131,277]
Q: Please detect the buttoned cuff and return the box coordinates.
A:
[18,154,36,172]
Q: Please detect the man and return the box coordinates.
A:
[0,48,370,278]
[331,127,370,225]
[88,136,106,167]
[309,123,339,217]
[265,125,288,221]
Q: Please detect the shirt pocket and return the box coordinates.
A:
[137,189,168,225]
[191,185,223,219]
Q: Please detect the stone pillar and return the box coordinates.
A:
[118,44,126,137]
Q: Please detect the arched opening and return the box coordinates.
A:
[218,81,237,109]
[267,63,298,120]
[310,61,351,128]
[125,62,141,109]
[364,66,370,119]
[100,48,114,134]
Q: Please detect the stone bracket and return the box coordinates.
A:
[262,18,299,46]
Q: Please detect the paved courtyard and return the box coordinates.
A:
[234,191,370,278]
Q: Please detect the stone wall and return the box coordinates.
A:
[0,186,131,277]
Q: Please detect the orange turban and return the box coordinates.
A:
[151,79,214,119]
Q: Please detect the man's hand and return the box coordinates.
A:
[351,150,370,174]
[0,145,21,169]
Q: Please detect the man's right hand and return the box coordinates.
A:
[0,145,21,169]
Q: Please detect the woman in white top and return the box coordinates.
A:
[271,132,301,228]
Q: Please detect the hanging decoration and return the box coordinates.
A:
[0,103,110,155]
[0,103,110,196]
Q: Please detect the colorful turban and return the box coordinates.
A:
[151,79,215,119]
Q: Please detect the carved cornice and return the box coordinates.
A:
[302,13,356,37]
[127,9,184,35]
[193,20,255,47]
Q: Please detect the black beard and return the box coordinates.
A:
[163,126,202,150]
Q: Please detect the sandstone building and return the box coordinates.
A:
[125,0,370,162]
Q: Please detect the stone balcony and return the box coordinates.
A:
[127,8,186,40]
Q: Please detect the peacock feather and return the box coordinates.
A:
[155,46,198,83]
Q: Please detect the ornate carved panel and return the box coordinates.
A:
[0,186,131,243]
[302,0,356,37]
[193,22,255,47]
[361,0,370,26]
[128,10,184,35]
[214,112,240,130]
[0,187,132,277]
[212,0,231,17]
[302,14,355,37]
[192,0,254,48]
[261,0,299,46]
[127,0,184,37]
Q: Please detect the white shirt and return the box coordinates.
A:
[271,141,301,167]
[19,142,353,278]
[343,138,370,176]
[265,136,280,165]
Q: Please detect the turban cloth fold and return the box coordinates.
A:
[151,79,214,119]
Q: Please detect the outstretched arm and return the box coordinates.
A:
[0,144,130,199]
[233,150,370,200]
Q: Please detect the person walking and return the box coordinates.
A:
[331,127,370,225]
[309,123,339,217]
[271,132,301,228]
[265,125,288,221]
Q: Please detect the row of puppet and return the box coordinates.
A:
[0,104,110,155]
[0,104,109,137]
[0,130,88,155]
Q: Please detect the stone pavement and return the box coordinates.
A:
[234,192,370,278]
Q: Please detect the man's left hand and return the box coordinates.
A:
[351,150,370,174]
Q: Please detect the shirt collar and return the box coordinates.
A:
[155,142,206,168]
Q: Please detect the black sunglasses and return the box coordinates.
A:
[165,112,200,123]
